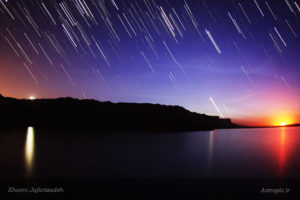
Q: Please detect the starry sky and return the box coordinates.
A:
[1,0,300,126]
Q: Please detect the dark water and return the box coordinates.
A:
[1,127,300,179]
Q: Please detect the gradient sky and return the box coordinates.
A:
[1,0,300,126]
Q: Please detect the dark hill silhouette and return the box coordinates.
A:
[0,94,240,132]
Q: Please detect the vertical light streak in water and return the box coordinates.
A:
[25,126,35,176]
[207,131,215,171]
[278,127,286,177]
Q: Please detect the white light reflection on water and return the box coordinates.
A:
[207,131,214,171]
[25,126,35,176]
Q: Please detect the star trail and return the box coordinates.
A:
[1,0,300,126]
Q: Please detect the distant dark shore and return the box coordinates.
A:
[0,94,243,132]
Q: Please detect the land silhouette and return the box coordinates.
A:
[0,93,240,131]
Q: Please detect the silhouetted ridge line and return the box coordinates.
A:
[0,94,239,132]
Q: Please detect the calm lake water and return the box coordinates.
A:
[1,127,300,179]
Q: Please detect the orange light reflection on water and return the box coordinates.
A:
[277,127,287,176]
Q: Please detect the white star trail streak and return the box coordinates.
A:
[241,66,254,86]
[209,97,224,118]
[281,76,293,93]
[254,0,265,17]
[274,27,287,47]
[141,51,156,74]
[24,63,39,85]
[205,29,221,54]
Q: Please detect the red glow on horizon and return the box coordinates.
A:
[233,112,300,127]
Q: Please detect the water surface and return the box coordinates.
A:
[1,127,300,179]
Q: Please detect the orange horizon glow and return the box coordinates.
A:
[272,114,295,127]
[233,112,299,127]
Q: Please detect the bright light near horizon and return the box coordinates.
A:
[280,122,287,126]
[29,96,36,100]
[272,113,294,127]
[274,120,292,127]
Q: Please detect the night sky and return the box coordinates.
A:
[1,0,300,126]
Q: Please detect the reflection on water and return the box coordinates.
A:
[207,131,214,170]
[25,126,35,176]
[0,127,299,179]
[278,127,287,176]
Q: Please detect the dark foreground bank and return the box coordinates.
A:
[0,94,239,131]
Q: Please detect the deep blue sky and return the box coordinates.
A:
[1,0,300,125]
